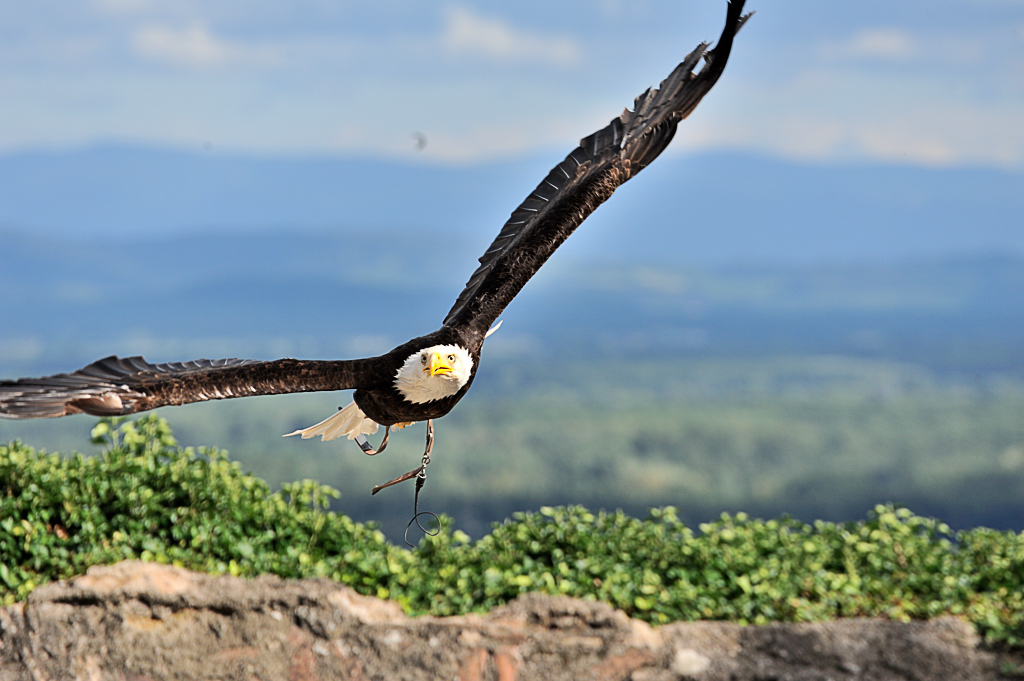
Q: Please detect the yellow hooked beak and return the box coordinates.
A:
[427,352,453,377]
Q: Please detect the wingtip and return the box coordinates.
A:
[738,10,755,33]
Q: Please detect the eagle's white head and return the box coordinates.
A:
[394,344,474,404]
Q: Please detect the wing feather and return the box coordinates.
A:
[443,0,750,335]
[0,354,383,419]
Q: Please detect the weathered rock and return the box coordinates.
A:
[0,561,1017,680]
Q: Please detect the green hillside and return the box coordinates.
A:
[5,355,1021,539]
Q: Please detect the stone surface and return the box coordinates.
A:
[0,561,1018,680]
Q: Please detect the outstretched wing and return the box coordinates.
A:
[0,355,384,419]
[443,0,750,338]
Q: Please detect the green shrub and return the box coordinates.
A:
[0,415,405,602]
[2,416,1023,647]
[401,506,1024,645]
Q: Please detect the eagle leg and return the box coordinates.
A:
[370,419,435,495]
[355,425,391,456]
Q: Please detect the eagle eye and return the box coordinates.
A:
[421,354,427,363]
[448,354,456,362]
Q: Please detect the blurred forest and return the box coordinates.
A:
[2,231,1022,541]
[5,351,1022,541]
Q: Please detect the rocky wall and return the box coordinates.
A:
[0,562,1017,680]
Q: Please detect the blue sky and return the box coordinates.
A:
[3,0,1023,167]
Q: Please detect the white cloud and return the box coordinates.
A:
[441,6,582,66]
[819,26,994,69]
[823,28,917,61]
[2,2,1022,170]
[131,21,281,68]
[675,68,1024,168]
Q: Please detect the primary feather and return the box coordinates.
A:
[442,0,751,336]
[0,355,380,418]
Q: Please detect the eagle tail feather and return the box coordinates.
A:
[283,401,379,441]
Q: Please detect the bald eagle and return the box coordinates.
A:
[0,2,750,492]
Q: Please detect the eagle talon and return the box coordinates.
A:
[355,426,391,456]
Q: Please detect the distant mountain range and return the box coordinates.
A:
[2,144,1021,381]
[1,144,1022,264]
[1,223,1021,382]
